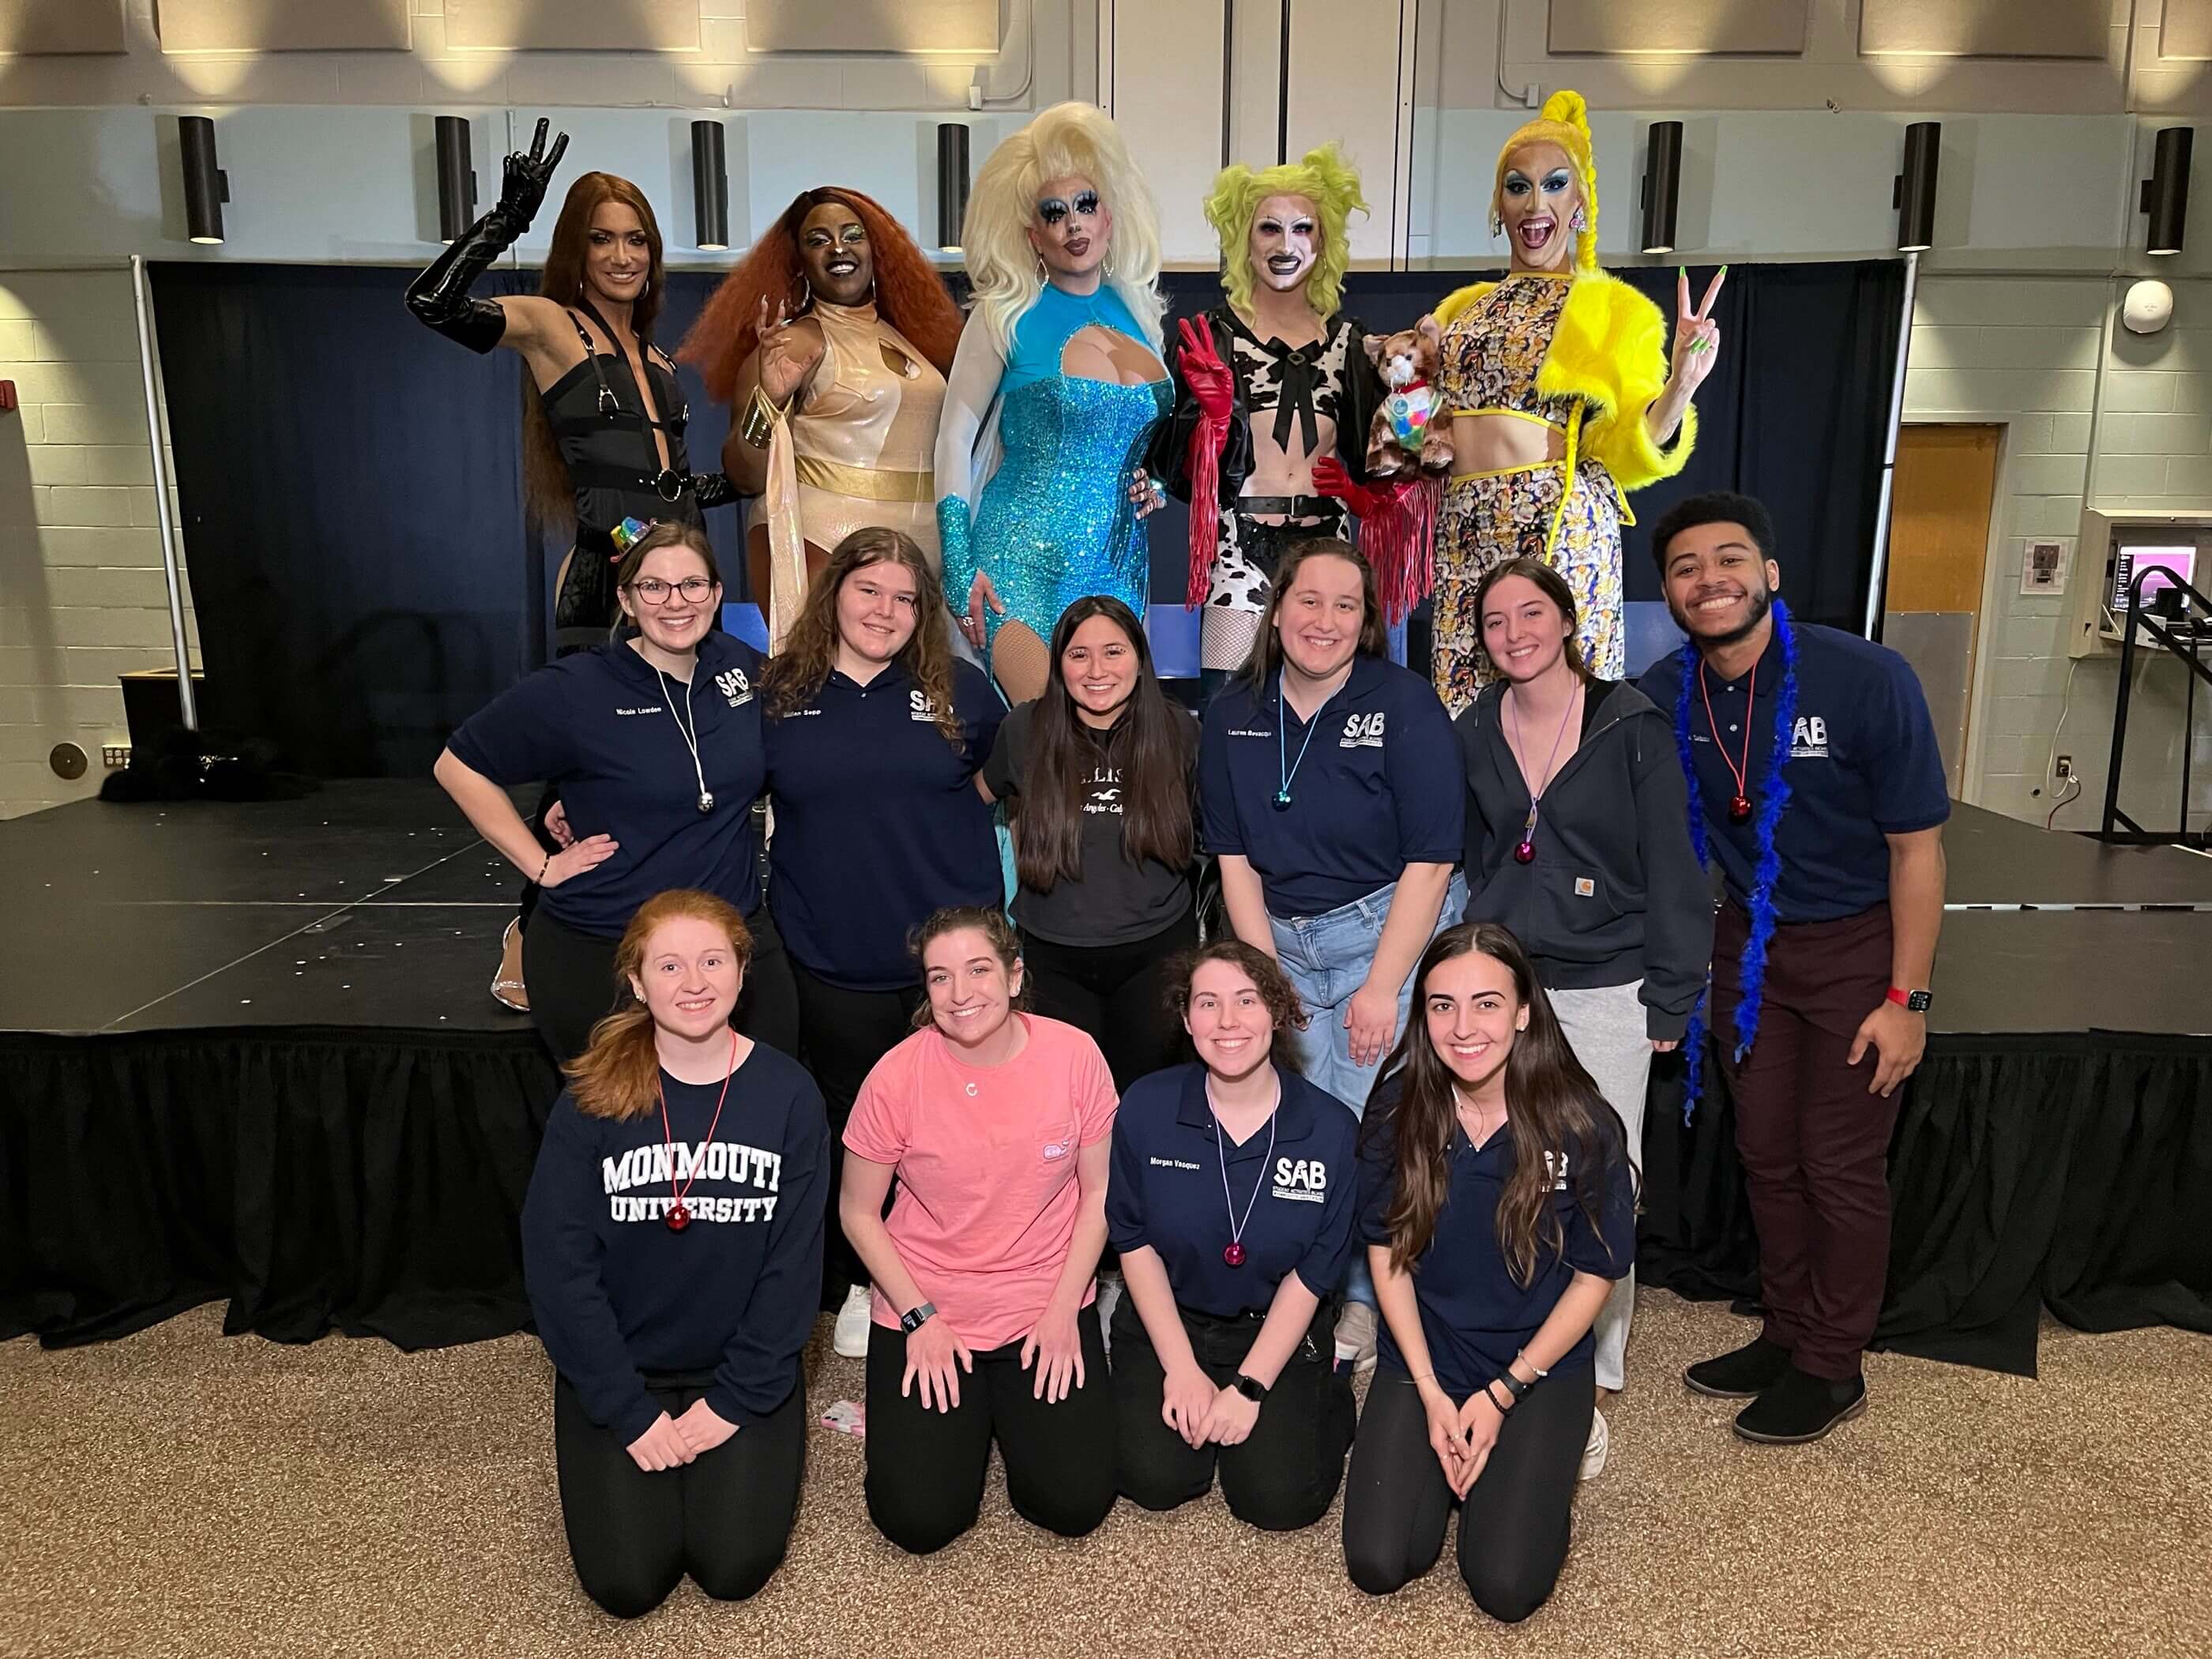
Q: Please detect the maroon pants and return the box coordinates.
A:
[1713,901,1899,1381]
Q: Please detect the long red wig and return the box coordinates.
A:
[680,187,963,405]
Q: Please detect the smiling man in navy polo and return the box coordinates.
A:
[1639,491,1948,1446]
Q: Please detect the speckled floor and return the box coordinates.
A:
[1,1292,2205,1659]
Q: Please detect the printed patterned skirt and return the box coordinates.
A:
[1431,454,1624,717]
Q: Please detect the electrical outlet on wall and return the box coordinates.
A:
[102,744,130,769]
[2055,755,2074,781]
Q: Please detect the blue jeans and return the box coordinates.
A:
[1269,871,1467,1307]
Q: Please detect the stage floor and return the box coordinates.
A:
[2,786,2210,1040]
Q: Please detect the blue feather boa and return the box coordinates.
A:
[1672,596,1798,1121]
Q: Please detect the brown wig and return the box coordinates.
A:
[562,890,755,1122]
[1472,556,1592,683]
[1370,921,1631,1284]
[1236,537,1390,690]
[1165,939,1310,1041]
[680,187,965,404]
[524,171,669,529]
[761,527,964,750]
[1010,596,1194,893]
[906,905,1033,1033]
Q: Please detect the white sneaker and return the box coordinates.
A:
[833,1284,872,1359]
[1334,1302,1379,1373]
[1094,1271,1123,1359]
[1579,1408,1609,1482]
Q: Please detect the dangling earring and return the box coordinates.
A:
[799,277,814,311]
[1570,207,1587,234]
[1103,252,1115,279]
[1035,257,1048,282]
[1488,211,1503,239]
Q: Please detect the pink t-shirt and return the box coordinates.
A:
[844,1014,1119,1349]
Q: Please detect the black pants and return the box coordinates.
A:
[863,1304,1116,1555]
[789,956,924,1302]
[1110,1292,1352,1531]
[552,1371,806,1620]
[1341,1364,1591,1623]
[523,903,801,1068]
[1020,910,1198,1093]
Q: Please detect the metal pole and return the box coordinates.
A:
[128,253,198,731]
[1863,249,1920,639]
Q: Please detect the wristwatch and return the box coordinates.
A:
[1232,1373,1268,1404]
[899,1301,936,1334]
[1887,987,1934,1014]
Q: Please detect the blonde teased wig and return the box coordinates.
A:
[961,101,1165,356]
[1205,143,1368,323]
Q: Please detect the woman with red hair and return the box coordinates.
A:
[685,188,962,649]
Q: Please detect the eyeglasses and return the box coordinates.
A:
[629,577,717,604]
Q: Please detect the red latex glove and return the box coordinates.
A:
[1177,317,1235,422]
[1313,454,1404,522]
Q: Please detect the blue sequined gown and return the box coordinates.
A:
[938,283,1171,655]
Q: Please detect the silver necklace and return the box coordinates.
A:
[653,663,713,814]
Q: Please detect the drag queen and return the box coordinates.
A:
[1426,91,1721,714]
[685,187,963,649]
[935,102,1171,703]
[407,121,732,656]
[1150,145,1387,688]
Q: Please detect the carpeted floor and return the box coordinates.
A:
[1,1292,2205,1659]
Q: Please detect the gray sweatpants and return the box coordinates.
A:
[1546,980,1652,1393]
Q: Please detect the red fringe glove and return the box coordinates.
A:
[1312,457,1438,624]
[1176,317,1237,609]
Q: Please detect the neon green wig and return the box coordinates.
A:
[1204,143,1368,323]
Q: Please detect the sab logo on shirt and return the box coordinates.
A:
[910,690,939,722]
[1272,1157,1328,1203]
[1340,712,1386,750]
[1789,713,1830,760]
[716,667,754,709]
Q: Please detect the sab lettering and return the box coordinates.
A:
[1273,1157,1327,1192]
[909,690,938,721]
[1339,712,1386,749]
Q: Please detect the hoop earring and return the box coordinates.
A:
[799,277,814,310]
[1035,257,1048,282]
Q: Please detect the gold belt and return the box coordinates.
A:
[793,454,935,502]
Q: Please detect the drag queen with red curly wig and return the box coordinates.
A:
[686,188,963,648]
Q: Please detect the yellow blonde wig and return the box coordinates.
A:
[1494,89,1599,273]
[1204,143,1369,322]
[961,101,1165,356]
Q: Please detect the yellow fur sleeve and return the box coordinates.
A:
[1571,275,1695,492]
[1431,282,1497,331]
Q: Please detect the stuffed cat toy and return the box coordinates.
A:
[1364,319,1454,479]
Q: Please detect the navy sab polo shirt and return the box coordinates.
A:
[1199,655,1465,919]
[447,634,766,939]
[1107,1063,1360,1319]
[762,656,1004,991]
[1358,1083,1634,1396]
[1639,622,1951,923]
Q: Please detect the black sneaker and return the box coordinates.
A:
[1732,1367,1867,1445]
[1683,1335,1792,1399]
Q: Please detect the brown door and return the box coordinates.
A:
[1883,424,2002,795]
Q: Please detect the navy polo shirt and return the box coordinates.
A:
[1639,622,1950,923]
[762,656,1004,991]
[1107,1063,1360,1320]
[1199,656,1465,918]
[446,634,766,939]
[1356,1082,1635,1398]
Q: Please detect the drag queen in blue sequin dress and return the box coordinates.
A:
[935,102,1171,702]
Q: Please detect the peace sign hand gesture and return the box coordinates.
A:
[755,295,823,404]
[1670,265,1725,398]
[497,118,570,231]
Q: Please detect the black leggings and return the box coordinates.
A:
[524,903,801,1067]
[552,1372,806,1620]
[788,957,923,1301]
[1019,910,1198,1093]
[863,1304,1116,1555]
[1341,1364,1591,1623]
[1111,1293,1352,1532]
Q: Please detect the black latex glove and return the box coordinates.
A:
[691,472,738,510]
[405,118,570,355]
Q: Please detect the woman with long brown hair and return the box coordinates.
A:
[760,527,1004,1359]
[1340,921,1634,1624]
[976,594,1198,1091]
[521,890,827,1618]
[437,522,799,1066]
[684,186,962,649]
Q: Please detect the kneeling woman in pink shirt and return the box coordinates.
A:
[841,906,1120,1553]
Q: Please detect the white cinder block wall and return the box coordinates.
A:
[1906,275,2212,831]
[0,272,197,820]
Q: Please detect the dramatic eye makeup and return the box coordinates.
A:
[1073,190,1100,216]
[1036,197,1070,224]
[1542,168,1574,194]
[1503,171,1533,198]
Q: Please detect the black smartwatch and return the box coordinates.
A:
[1232,1373,1268,1404]
[899,1301,936,1334]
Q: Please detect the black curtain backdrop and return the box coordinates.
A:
[152,258,1900,781]
[4,1023,2203,1362]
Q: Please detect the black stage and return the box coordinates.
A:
[4,788,2208,1369]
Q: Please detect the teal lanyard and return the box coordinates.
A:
[1273,671,1324,811]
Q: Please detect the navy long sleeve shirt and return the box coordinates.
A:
[521,1044,828,1446]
